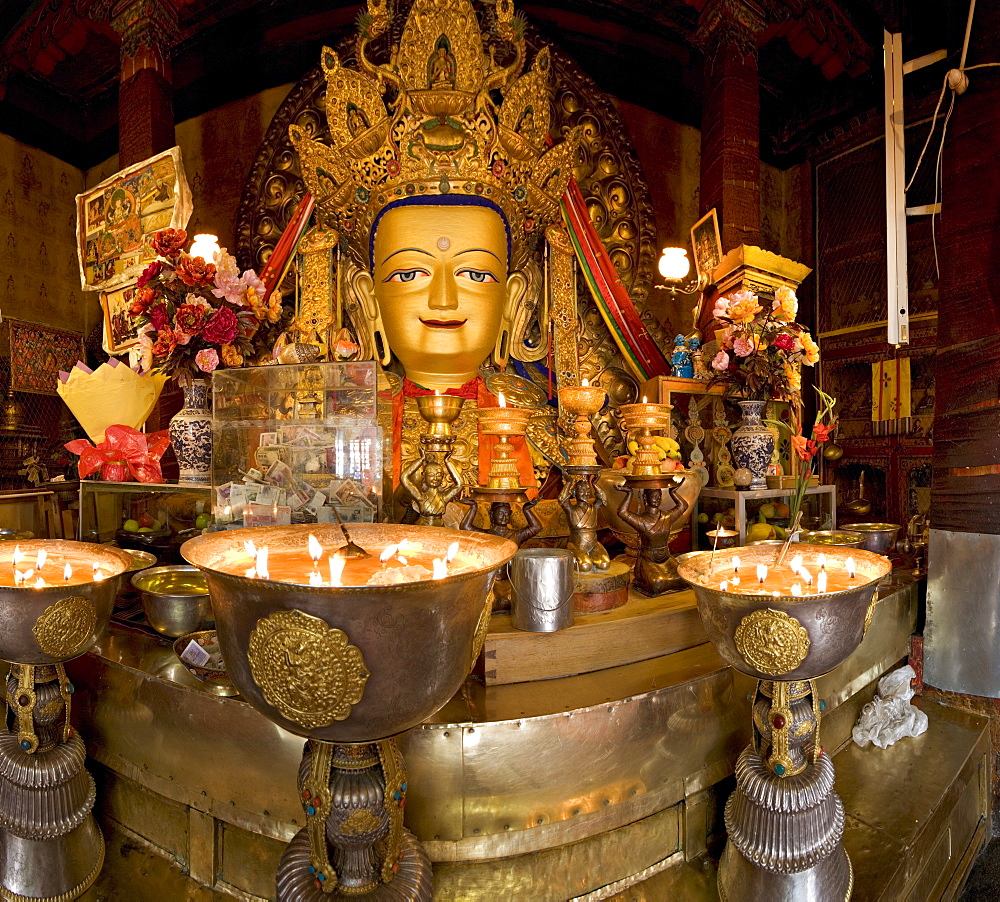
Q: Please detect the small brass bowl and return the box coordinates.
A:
[842,523,900,555]
[799,530,866,548]
[133,565,212,637]
[173,629,237,696]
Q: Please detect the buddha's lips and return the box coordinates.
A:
[420,318,467,329]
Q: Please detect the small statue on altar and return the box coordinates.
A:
[559,476,611,572]
[616,484,691,595]
[400,453,464,528]
[670,334,693,378]
[460,496,542,547]
[689,336,711,381]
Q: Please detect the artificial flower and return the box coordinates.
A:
[202,307,239,345]
[136,260,164,288]
[712,350,730,370]
[733,337,754,357]
[725,291,763,325]
[152,328,177,357]
[129,286,155,316]
[784,360,802,392]
[221,343,244,367]
[772,331,795,352]
[813,422,835,442]
[800,332,820,365]
[176,256,217,288]
[772,286,798,321]
[195,348,219,372]
[174,303,207,336]
[151,228,188,258]
[149,304,169,331]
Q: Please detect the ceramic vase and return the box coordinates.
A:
[730,399,774,491]
[169,379,212,484]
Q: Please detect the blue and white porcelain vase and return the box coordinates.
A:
[169,378,212,484]
[730,399,774,491]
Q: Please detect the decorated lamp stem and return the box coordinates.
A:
[558,381,606,468]
[478,404,534,491]
[619,402,673,476]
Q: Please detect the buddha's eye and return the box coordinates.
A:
[384,269,428,283]
[457,268,499,283]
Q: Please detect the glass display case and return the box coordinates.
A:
[692,485,837,548]
[211,362,384,527]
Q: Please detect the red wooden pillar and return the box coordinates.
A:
[694,0,765,252]
[110,0,178,168]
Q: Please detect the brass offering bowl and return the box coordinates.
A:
[677,544,892,681]
[477,407,535,491]
[842,522,901,555]
[132,564,212,638]
[559,383,607,468]
[172,629,236,695]
[0,540,131,665]
[799,529,866,548]
[415,394,465,438]
[182,523,517,743]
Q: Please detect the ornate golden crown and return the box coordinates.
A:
[289,0,580,265]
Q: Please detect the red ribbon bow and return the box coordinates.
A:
[66,425,171,483]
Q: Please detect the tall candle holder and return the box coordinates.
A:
[619,402,673,477]
[183,524,515,901]
[477,404,535,491]
[0,541,131,901]
[403,396,466,527]
[558,382,606,469]
[678,544,891,902]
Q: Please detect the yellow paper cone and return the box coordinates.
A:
[57,364,167,443]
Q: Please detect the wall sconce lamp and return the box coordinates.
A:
[189,233,222,262]
[654,247,708,296]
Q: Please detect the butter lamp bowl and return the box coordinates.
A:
[132,564,212,638]
[677,544,891,681]
[0,541,131,665]
[182,524,516,743]
[841,522,901,554]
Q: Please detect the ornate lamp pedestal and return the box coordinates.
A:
[402,395,466,528]
[0,541,131,901]
[183,524,516,902]
[678,545,891,902]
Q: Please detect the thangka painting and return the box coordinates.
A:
[100,283,141,354]
[690,209,722,282]
[8,320,83,395]
[75,146,192,292]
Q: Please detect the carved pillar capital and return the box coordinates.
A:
[693,0,768,63]
[108,0,179,79]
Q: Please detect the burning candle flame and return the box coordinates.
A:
[23,569,34,581]
[732,555,740,574]
[756,564,768,584]
[801,567,812,587]
[63,563,72,582]
[432,558,448,580]
[720,579,729,592]
[582,377,589,387]
[255,546,269,580]
[817,570,828,593]
[308,534,323,564]
[498,391,507,408]
[445,541,459,564]
[12,545,24,567]
[245,566,257,578]
[224,505,232,520]
[818,553,826,570]
[244,539,257,559]
[36,549,47,570]
[34,577,47,589]
[846,556,856,579]
[791,583,802,596]
[642,395,647,404]
[380,544,399,564]
[309,571,325,586]
[93,568,108,581]
[329,554,345,587]
[790,554,802,575]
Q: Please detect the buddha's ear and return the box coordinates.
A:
[349,268,391,366]
[495,270,528,368]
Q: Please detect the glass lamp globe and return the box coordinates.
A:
[658,247,691,281]
[189,233,222,262]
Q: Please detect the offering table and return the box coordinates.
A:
[62,571,986,900]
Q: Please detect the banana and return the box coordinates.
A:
[653,435,680,452]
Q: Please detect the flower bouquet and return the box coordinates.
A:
[708,287,819,401]
[130,228,289,382]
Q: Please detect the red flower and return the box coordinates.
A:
[202,307,239,345]
[791,434,818,461]
[151,229,188,258]
[129,286,155,316]
[152,328,177,357]
[149,304,169,331]
[176,256,217,287]
[137,260,164,288]
[813,423,835,442]
[772,332,795,352]
[174,303,207,336]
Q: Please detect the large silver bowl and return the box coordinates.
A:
[677,544,891,681]
[182,524,516,743]
[0,540,131,664]
[841,522,900,554]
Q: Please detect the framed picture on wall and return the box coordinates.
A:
[100,283,141,354]
[690,209,723,282]
[75,146,192,292]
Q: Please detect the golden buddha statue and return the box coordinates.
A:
[289,0,580,495]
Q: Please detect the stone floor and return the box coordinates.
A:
[959,836,1000,901]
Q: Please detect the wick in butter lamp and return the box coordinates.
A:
[0,541,131,901]
[678,544,891,901]
[183,524,516,901]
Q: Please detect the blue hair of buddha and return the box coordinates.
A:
[369,195,512,271]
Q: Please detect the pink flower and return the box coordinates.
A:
[202,307,239,344]
[712,297,730,319]
[242,269,266,302]
[212,272,245,304]
[196,348,220,373]
[711,350,730,371]
[733,337,754,357]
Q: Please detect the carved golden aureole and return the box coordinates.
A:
[246,609,370,730]
[32,595,97,659]
[734,608,811,676]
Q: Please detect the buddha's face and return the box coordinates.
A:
[354,204,526,390]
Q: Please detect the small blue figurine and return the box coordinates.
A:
[671,334,693,378]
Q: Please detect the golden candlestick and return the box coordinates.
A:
[559,383,606,468]
[478,406,534,491]
[406,395,466,527]
[619,402,673,477]
[415,395,465,440]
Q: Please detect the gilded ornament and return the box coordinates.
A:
[863,595,877,636]
[339,809,381,836]
[247,610,370,730]
[32,596,97,660]
[734,608,811,676]
[469,590,494,672]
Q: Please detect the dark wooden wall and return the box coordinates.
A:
[930,0,1000,534]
